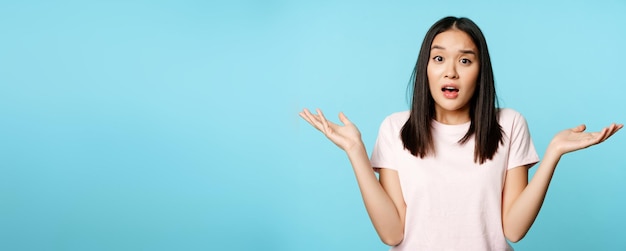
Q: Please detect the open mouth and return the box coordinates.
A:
[441,86,459,93]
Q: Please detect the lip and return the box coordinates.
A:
[441,83,459,99]
[441,83,459,90]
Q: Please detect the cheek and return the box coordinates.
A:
[427,68,439,93]
[426,64,441,85]
[467,70,478,95]
[461,66,479,86]
[467,65,480,81]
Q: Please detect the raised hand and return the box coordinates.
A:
[299,108,363,152]
[549,123,623,156]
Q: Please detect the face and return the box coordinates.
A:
[427,29,479,118]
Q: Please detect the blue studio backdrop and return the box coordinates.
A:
[1,1,625,250]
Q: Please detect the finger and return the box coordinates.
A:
[603,123,621,141]
[308,108,324,120]
[299,108,313,120]
[300,109,319,125]
[338,112,352,125]
[301,108,325,131]
[299,111,316,127]
[594,127,610,143]
[589,123,622,145]
[304,108,321,120]
[317,108,330,134]
[299,112,321,131]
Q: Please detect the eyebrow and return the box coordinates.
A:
[431,45,477,55]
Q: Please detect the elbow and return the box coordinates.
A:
[502,217,529,243]
[506,235,522,243]
[380,233,404,246]
[504,229,526,243]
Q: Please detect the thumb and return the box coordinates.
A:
[338,112,351,125]
[572,124,586,132]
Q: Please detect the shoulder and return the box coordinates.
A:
[383,111,410,123]
[497,108,533,137]
[380,111,410,128]
[498,108,529,126]
[497,108,523,121]
[375,111,410,137]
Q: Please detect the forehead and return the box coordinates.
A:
[431,29,477,50]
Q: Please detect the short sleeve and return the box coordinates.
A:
[507,112,540,170]
[370,115,398,171]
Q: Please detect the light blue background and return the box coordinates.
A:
[1,1,625,250]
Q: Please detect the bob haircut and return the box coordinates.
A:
[400,16,503,164]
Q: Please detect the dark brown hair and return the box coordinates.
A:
[400,16,503,164]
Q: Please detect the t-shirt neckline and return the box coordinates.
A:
[431,119,471,134]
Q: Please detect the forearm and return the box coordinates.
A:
[503,150,562,242]
[345,143,404,245]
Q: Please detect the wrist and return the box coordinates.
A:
[345,141,366,155]
[544,144,564,162]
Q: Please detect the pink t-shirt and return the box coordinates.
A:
[370,108,539,251]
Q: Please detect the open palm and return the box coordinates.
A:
[299,108,362,152]
[550,123,623,155]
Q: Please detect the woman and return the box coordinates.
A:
[299,16,622,250]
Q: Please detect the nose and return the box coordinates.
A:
[444,62,458,79]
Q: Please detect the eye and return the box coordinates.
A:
[460,58,472,64]
[433,56,443,62]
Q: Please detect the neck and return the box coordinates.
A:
[434,106,471,125]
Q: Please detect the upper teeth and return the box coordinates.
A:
[445,87,456,90]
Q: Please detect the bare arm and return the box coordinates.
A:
[299,108,406,246]
[502,123,623,242]
[346,145,406,245]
